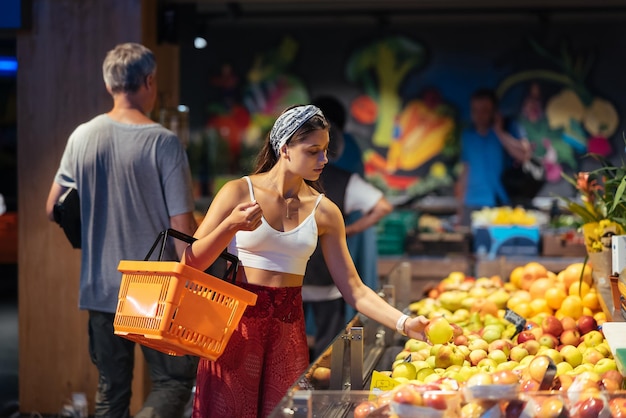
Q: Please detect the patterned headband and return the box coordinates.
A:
[270,105,324,156]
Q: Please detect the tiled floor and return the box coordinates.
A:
[0,264,19,418]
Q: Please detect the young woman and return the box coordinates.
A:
[184,105,429,417]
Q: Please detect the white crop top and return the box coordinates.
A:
[227,176,324,275]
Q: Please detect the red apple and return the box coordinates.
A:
[354,401,377,418]
[517,330,536,344]
[542,315,564,338]
[392,385,422,406]
[574,396,605,418]
[609,397,626,418]
[577,315,598,336]
[422,391,448,410]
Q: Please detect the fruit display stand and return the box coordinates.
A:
[272,260,626,417]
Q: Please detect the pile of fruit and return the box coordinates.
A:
[353,261,626,417]
[470,206,547,227]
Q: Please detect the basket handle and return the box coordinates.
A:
[144,228,239,284]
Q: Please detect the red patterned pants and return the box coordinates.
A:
[193,283,310,418]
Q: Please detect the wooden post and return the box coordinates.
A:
[16,0,178,414]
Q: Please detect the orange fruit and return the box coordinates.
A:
[560,295,584,319]
[530,298,553,316]
[582,292,599,311]
[529,278,554,300]
[510,266,525,289]
[545,287,567,310]
[513,302,533,319]
[561,263,593,290]
[568,281,591,298]
[521,262,548,290]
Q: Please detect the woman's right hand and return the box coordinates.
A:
[229,201,263,231]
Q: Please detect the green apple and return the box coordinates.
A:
[560,345,583,368]
[477,358,498,372]
[416,366,435,381]
[556,361,574,376]
[594,358,617,374]
[392,362,417,380]
[509,345,530,363]
[583,330,604,348]
[488,349,508,364]
[496,360,519,371]
[542,348,563,364]
[405,339,430,353]
[425,317,454,344]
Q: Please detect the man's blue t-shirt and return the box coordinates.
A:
[461,128,510,207]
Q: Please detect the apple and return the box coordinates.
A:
[516,330,536,344]
[451,323,464,338]
[574,396,605,418]
[596,343,612,358]
[594,358,617,375]
[522,340,541,355]
[609,397,626,418]
[466,371,493,387]
[560,329,581,346]
[491,369,519,385]
[488,339,512,356]
[422,391,448,410]
[488,349,508,364]
[542,348,563,364]
[392,385,422,405]
[468,338,489,352]
[556,361,574,376]
[577,315,598,336]
[353,401,377,418]
[481,325,503,343]
[435,345,465,368]
[583,330,604,348]
[528,355,552,382]
[538,334,559,349]
[496,361,520,371]
[583,348,604,365]
[510,345,530,362]
[602,370,624,390]
[392,362,417,380]
[405,339,430,353]
[425,317,454,344]
[469,349,488,366]
[454,334,469,346]
[560,344,583,368]
[561,315,577,331]
[477,358,498,372]
[542,315,564,338]
[536,396,566,418]
[416,366,435,381]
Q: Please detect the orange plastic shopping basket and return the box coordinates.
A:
[113,229,257,360]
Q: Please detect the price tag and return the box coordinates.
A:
[504,308,526,337]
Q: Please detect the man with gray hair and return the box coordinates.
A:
[46,43,198,418]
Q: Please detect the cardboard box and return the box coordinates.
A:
[542,231,587,258]
[472,225,540,259]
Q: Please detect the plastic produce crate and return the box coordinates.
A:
[114,260,257,360]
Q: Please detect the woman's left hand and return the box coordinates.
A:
[405,315,429,341]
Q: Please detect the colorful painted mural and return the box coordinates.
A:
[498,40,620,183]
[188,30,622,199]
